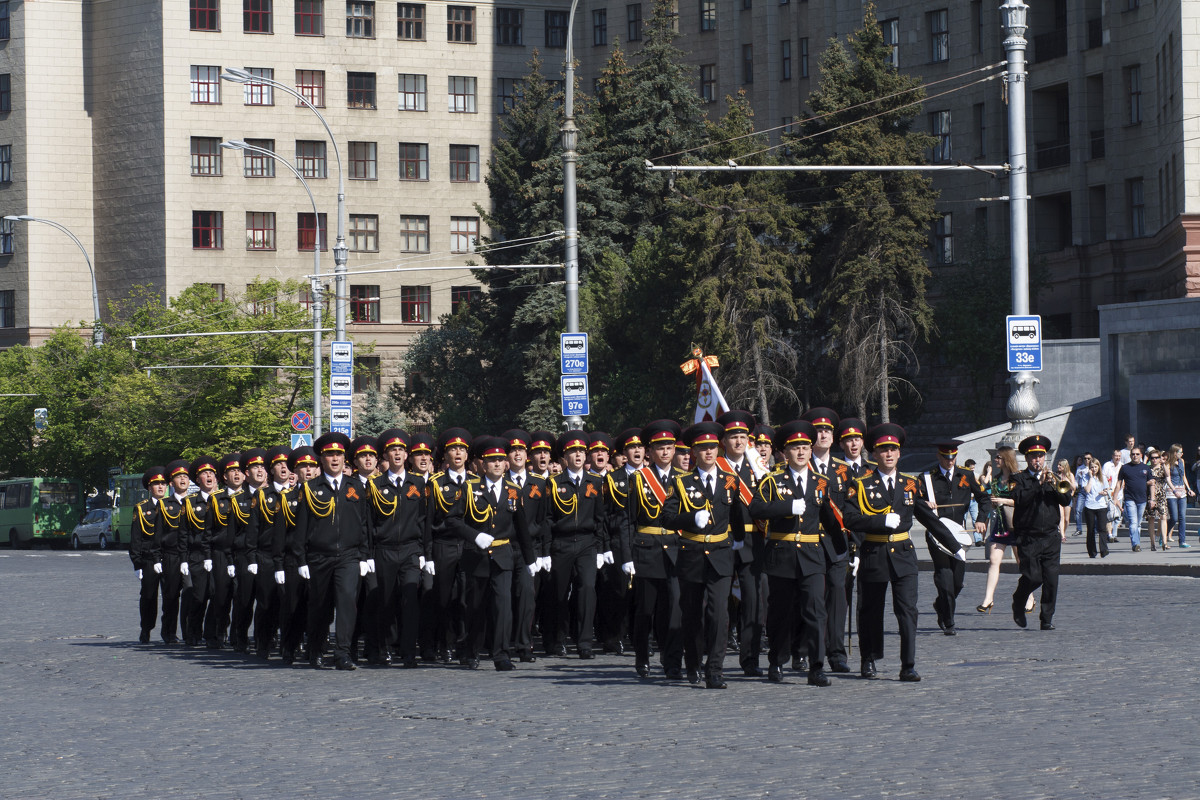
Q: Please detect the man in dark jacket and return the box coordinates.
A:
[1011,435,1072,630]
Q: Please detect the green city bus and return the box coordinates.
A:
[111,473,150,545]
[0,477,86,548]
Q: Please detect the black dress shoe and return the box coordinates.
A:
[635,663,650,678]
[465,658,481,670]
[860,659,877,679]
[162,635,179,644]
[281,651,296,665]
[437,649,453,664]
[1040,622,1055,631]
[828,659,851,674]
[494,659,515,671]
[807,669,831,687]
[519,652,537,663]
[742,665,764,678]
[687,668,701,685]
[420,650,437,663]
[791,655,808,672]
[1012,600,1027,628]
[138,631,151,644]
[335,657,357,671]
[705,675,728,689]
[898,668,921,682]
[311,656,333,670]
[553,643,568,658]
[767,665,784,683]
[401,657,419,669]
[578,648,595,660]
[943,626,957,636]
[664,667,683,681]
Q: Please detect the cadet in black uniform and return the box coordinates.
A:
[180,456,217,646]
[422,427,473,663]
[827,417,871,672]
[157,460,191,644]
[1010,435,1072,630]
[501,428,546,663]
[229,448,267,653]
[665,422,747,689]
[202,453,241,648]
[249,445,290,659]
[591,431,630,654]
[280,447,319,663]
[129,466,168,643]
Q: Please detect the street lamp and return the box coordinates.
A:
[221,139,324,438]
[998,0,1037,449]
[221,66,349,341]
[4,214,103,347]
[561,0,583,430]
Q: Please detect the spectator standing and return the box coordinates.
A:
[1054,459,1075,539]
[1073,455,1091,536]
[1145,449,1169,551]
[976,447,1034,615]
[1164,444,1194,547]
[1102,450,1123,541]
[1080,457,1111,558]
[1116,447,1152,551]
[963,458,980,540]
[1120,435,1136,465]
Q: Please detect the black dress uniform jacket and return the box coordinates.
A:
[750,468,846,577]
[448,477,536,572]
[664,468,746,581]
[623,466,679,578]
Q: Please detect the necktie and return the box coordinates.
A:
[331,480,339,493]
[818,462,827,476]
[572,474,579,487]
[886,477,894,494]
[705,475,713,495]
[797,474,805,496]
[516,475,524,488]
[491,484,500,504]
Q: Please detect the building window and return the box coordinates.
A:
[781,40,791,80]
[244,0,273,32]
[800,38,809,78]
[447,5,474,42]
[399,142,429,180]
[497,8,522,45]
[929,10,948,63]
[243,67,275,105]
[742,44,753,84]
[401,285,431,323]
[932,213,953,264]
[191,0,220,30]
[190,65,221,104]
[400,215,430,252]
[0,3,6,41]
[296,69,325,106]
[0,219,11,256]
[397,2,424,39]
[451,285,480,313]
[930,110,951,162]
[348,141,377,179]
[348,71,377,109]
[350,285,381,323]
[190,137,222,176]
[1126,65,1141,124]
[0,290,13,326]
[296,140,327,178]
[449,145,480,182]
[210,283,226,301]
[193,211,224,249]
[627,4,641,42]
[354,356,381,392]
[349,214,379,252]
[545,10,567,47]
[593,9,607,46]
[974,102,986,157]
[450,216,479,253]
[700,64,716,103]
[0,74,8,113]
[497,78,522,114]
[399,73,427,110]
[1127,178,1145,237]
[298,212,328,250]
[882,18,899,69]
[347,1,374,37]
[243,138,276,177]
[0,144,10,183]
[700,0,716,31]
[296,0,324,35]
[246,212,276,250]
[448,76,476,113]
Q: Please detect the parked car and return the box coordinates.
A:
[70,508,114,550]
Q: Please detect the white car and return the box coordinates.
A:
[70,508,114,550]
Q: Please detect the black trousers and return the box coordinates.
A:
[229,553,256,650]
[465,557,514,663]
[930,546,965,629]
[280,563,308,657]
[1084,507,1110,558]
[367,548,421,660]
[824,561,850,664]
[632,574,682,670]
[679,566,732,678]
[159,553,183,641]
[1013,535,1060,625]
[306,553,361,661]
[595,561,631,650]
[138,567,160,635]
[858,570,918,670]
[423,538,465,656]
[735,549,766,670]
[203,551,235,645]
[253,557,282,655]
[549,534,597,651]
[510,554,539,656]
[181,557,211,644]
[766,571,826,668]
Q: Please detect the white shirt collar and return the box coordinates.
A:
[567,469,584,483]
[790,466,809,484]
[273,481,289,493]
[389,469,406,484]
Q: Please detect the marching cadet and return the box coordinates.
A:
[448,436,537,670]
[750,421,847,686]
[592,431,629,654]
[833,418,873,479]
[502,429,547,663]
[715,410,768,678]
[250,445,290,659]
[825,416,872,673]
[597,429,643,656]
[179,458,214,646]
[752,424,775,471]
[840,424,963,682]
[279,447,319,663]
[527,430,558,654]
[129,466,168,643]
[921,439,991,636]
[407,433,436,482]
[1010,435,1072,631]
[588,433,613,474]
[422,428,474,664]
[624,420,685,679]
[201,453,241,649]
[665,422,747,689]
[365,429,428,668]
[295,432,371,670]
[348,436,381,662]
[545,432,610,659]
[804,407,840,479]
[229,448,267,653]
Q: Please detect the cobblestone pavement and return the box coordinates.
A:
[2,551,1199,799]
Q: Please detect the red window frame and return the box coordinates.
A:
[192,210,223,249]
[400,285,431,323]
[295,0,324,34]
[296,69,325,107]
[350,284,381,323]
[190,0,220,31]
[246,211,276,250]
[298,212,328,251]
[244,0,273,33]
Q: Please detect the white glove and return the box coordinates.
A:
[419,555,426,570]
[884,512,900,530]
[602,550,614,565]
[359,561,369,577]
[203,559,213,572]
[247,563,259,576]
[596,553,605,570]
[226,564,236,578]
[791,499,806,517]
[953,547,968,563]
[274,570,285,585]
[153,562,163,574]
[731,540,744,551]
[422,560,436,576]
[539,556,552,572]
[474,533,494,550]
[527,563,539,577]
[851,556,861,577]
[180,561,190,577]
[622,561,635,576]
[135,568,143,580]
[366,558,376,574]
[695,509,711,527]
[298,565,311,579]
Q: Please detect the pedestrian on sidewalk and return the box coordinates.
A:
[1165,444,1195,548]
[1102,450,1123,542]
[977,447,1034,615]
[1081,457,1111,558]
[1073,454,1091,536]
[1117,448,1152,551]
[1146,448,1169,551]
